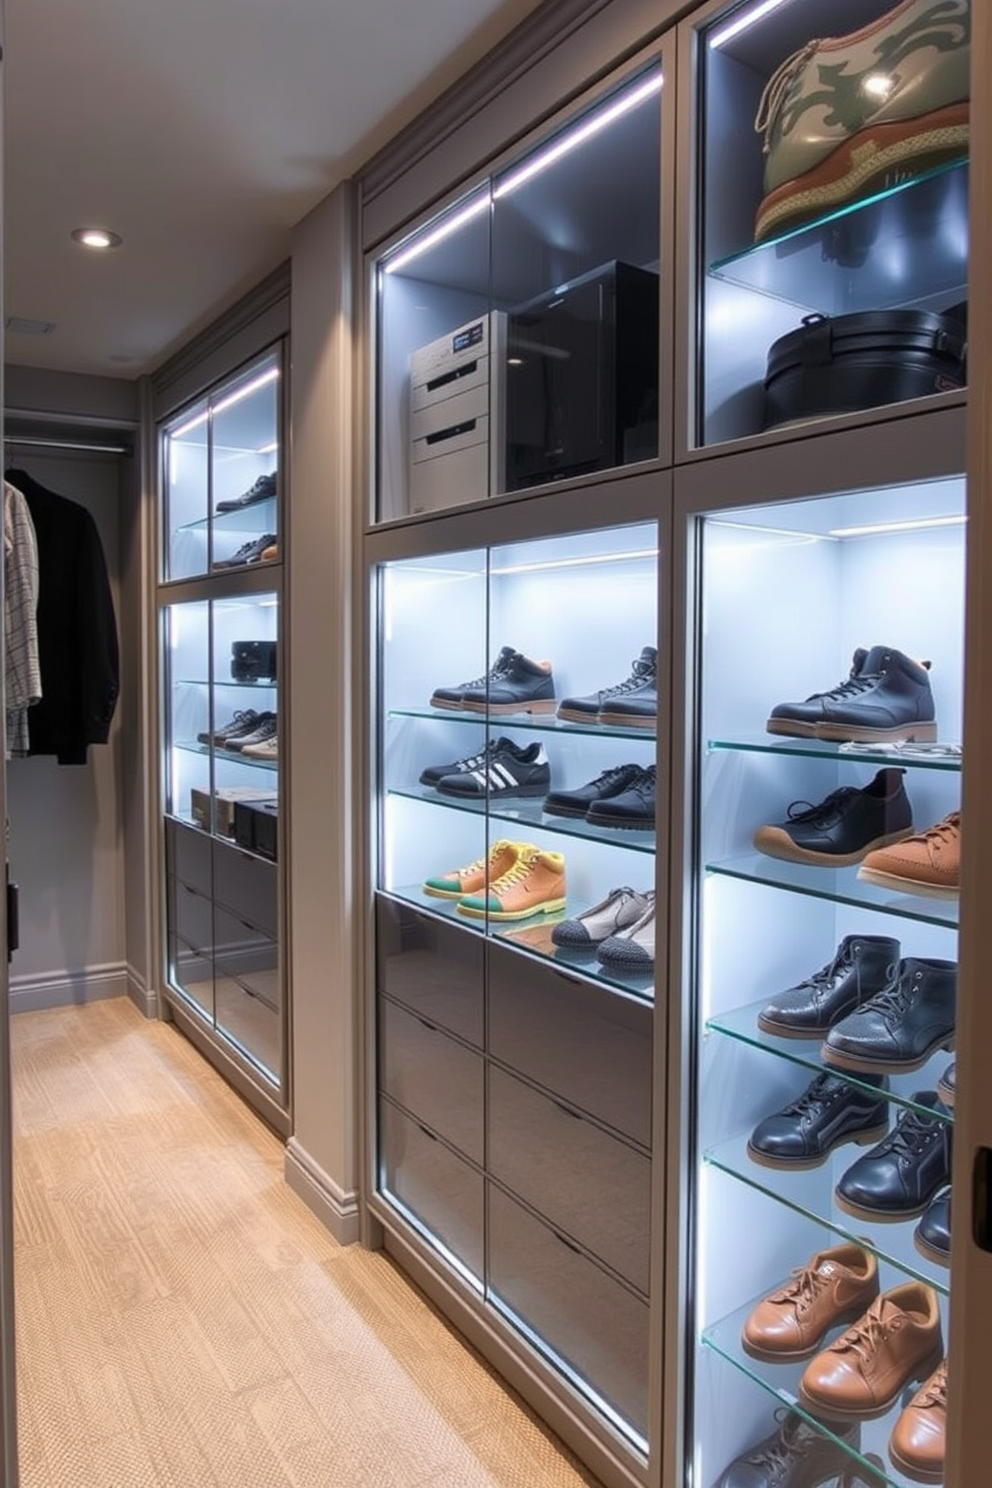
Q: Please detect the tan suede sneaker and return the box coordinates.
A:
[858,810,960,898]
[742,1242,879,1362]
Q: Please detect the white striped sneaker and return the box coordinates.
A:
[434,740,550,799]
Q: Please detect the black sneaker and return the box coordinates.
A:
[460,651,556,716]
[834,1092,952,1221]
[430,647,517,711]
[757,934,900,1040]
[213,533,278,569]
[752,767,913,867]
[435,740,550,798]
[822,957,957,1074]
[221,712,277,752]
[586,764,656,829]
[767,645,937,742]
[747,1071,890,1170]
[543,762,644,819]
[216,471,277,513]
[420,737,514,787]
[197,708,261,747]
[557,646,657,728]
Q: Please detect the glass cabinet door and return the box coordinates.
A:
[374,61,664,522]
[690,475,964,1488]
[693,0,970,448]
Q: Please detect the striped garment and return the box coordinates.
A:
[4,481,43,757]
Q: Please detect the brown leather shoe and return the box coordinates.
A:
[889,1358,947,1484]
[742,1242,879,1362]
[857,811,960,899]
[799,1281,942,1420]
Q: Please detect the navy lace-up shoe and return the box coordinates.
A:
[543,762,644,819]
[753,767,913,867]
[586,764,656,829]
[767,646,937,743]
[557,646,657,729]
[758,934,900,1039]
[834,1092,952,1221]
[748,1071,889,1170]
[822,958,956,1074]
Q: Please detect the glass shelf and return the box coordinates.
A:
[388,785,655,854]
[707,736,962,774]
[175,494,277,535]
[174,739,279,773]
[389,707,656,744]
[705,854,958,930]
[710,159,969,317]
[705,1003,956,1124]
[173,678,277,691]
[703,1130,950,1300]
[701,1297,937,1488]
[386,884,654,1002]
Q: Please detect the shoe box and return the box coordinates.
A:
[191,786,277,838]
[234,796,279,860]
[408,313,504,513]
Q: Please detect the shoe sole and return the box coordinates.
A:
[542,802,594,818]
[936,1072,955,1108]
[422,883,475,900]
[887,1444,945,1486]
[741,1301,872,1364]
[435,783,548,799]
[755,105,970,242]
[596,711,656,729]
[752,826,912,868]
[766,719,939,742]
[856,866,959,899]
[460,700,557,716]
[912,1228,951,1270]
[429,697,467,711]
[821,1035,954,1076]
[798,1343,944,1422]
[555,707,602,725]
[586,811,655,829]
[756,1012,836,1039]
[833,1189,943,1224]
[456,896,566,922]
[746,1120,888,1171]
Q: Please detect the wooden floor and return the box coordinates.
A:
[10,998,601,1488]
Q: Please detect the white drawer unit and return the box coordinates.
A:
[408,313,504,512]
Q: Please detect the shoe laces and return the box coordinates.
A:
[492,848,541,889]
[806,669,879,704]
[630,765,656,798]
[601,655,656,698]
[461,649,516,690]
[769,1260,830,1317]
[833,1296,906,1366]
[745,1410,807,1475]
[778,1073,842,1118]
[588,763,640,791]
[915,1359,948,1410]
[878,1106,943,1160]
[854,967,913,1025]
[911,811,960,853]
[785,786,856,826]
[753,37,822,155]
[803,938,856,994]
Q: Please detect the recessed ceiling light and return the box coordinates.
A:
[71,227,123,250]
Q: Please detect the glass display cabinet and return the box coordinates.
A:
[689,471,964,1488]
[690,0,970,449]
[373,519,658,1447]
[375,60,664,522]
[159,346,286,1116]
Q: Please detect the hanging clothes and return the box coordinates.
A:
[4,469,119,766]
[3,480,42,759]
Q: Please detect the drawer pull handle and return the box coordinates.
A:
[552,1099,583,1122]
[417,1124,438,1142]
[417,1016,440,1033]
[553,1230,582,1255]
[425,418,476,447]
[425,360,478,393]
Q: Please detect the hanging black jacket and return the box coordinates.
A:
[4,469,119,765]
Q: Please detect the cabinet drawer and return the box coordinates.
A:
[169,876,214,953]
[488,1067,651,1295]
[376,895,483,1047]
[379,1098,484,1286]
[213,839,278,937]
[488,943,652,1147]
[378,996,484,1165]
[488,1183,649,1441]
[166,817,212,895]
[213,904,279,1012]
[167,931,212,1008]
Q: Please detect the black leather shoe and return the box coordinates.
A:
[586,764,656,829]
[753,767,913,867]
[711,1408,859,1488]
[543,762,643,819]
[461,650,556,715]
[914,1186,951,1266]
[822,958,956,1074]
[835,1092,952,1221]
[748,1071,889,1170]
[758,935,900,1039]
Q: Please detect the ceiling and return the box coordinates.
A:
[3,0,543,381]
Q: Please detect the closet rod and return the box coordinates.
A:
[3,435,130,456]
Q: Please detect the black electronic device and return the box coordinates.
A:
[231,640,277,683]
[503,259,659,491]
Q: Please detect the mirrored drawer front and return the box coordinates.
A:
[488,1067,651,1296]
[376,895,484,1047]
[213,904,279,1012]
[167,931,213,1009]
[213,839,278,937]
[488,1183,649,1442]
[378,996,484,1165]
[166,818,212,896]
[488,943,652,1147]
[379,1098,484,1287]
[169,877,214,954]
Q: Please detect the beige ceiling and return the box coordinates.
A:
[3,0,542,379]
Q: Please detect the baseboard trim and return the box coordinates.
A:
[9,961,129,1015]
[125,963,159,1019]
[284,1138,360,1246]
